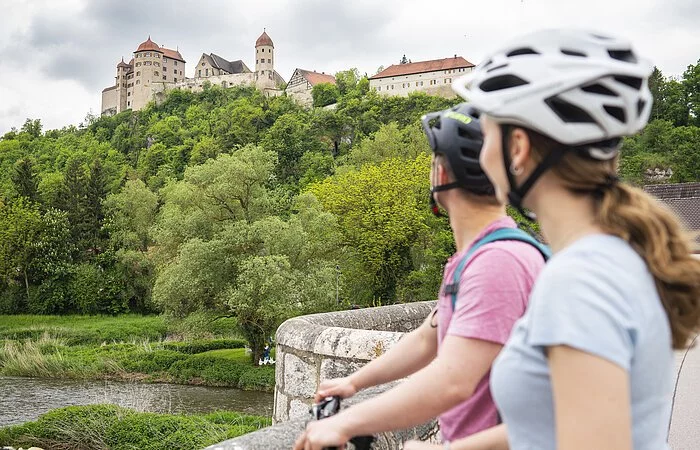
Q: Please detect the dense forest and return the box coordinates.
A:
[0,61,698,356]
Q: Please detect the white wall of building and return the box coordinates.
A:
[369,67,473,97]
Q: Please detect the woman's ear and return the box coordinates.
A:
[509,128,532,174]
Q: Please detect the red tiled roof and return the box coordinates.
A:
[117,58,131,68]
[644,182,700,247]
[298,69,336,86]
[256,31,274,48]
[369,56,475,80]
[161,47,185,63]
[136,36,161,53]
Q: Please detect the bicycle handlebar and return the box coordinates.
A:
[309,396,375,450]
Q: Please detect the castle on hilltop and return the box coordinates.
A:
[101,30,473,115]
[101,31,286,115]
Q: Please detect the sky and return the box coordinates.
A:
[0,0,698,134]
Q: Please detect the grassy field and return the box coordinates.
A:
[0,404,271,450]
[0,315,275,391]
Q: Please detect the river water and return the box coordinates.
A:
[0,376,274,427]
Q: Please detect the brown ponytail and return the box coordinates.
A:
[528,130,700,349]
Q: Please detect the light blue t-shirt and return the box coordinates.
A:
[491,234,674,450]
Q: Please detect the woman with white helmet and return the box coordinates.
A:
[406,29,700,450]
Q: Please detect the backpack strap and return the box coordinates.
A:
[447,228,551,311]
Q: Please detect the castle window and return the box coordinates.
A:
[174,61,178,66]
[205,69,209,76]
[174,78,177,82]
[155,62,160,67]
[136,71,140,76]
[164,58,168,63]
[145,61,152,65]
[267,59,271,63]
[127,101,130,106]
[163,75,166,80]
[179,71,182,75]
[127,92,131,96]
[136,62,141,67]
[163,67,167,72]
[377,86,381,91]
[154,71,159,76]
[198,70,202,77]
[154,53,159,58]
[222,81,227,88]
[136,80,140,85]
[201,62,205,66]
[145,52,151,57]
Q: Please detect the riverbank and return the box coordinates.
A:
[0,315,275,392]
[0,404,271,450]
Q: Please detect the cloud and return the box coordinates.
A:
[0,0,698,134]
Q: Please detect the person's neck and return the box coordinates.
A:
[447,200,506,253]
[529,183,603,253]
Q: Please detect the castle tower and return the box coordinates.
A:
[116,58,130,112]
[255,30,275,87]
[131,36,163,111]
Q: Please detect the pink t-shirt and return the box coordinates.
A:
[437,217,545,441]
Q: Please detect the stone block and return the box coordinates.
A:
[289,399,311,421]
[283,353,317,398]
[273,389,288,423]
[314,328,403,360]
[319,358,365,381]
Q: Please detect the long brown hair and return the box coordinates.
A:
[528,130,700,349]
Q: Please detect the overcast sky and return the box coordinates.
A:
[0,0,698,134]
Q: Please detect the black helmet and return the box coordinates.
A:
[421,103,494,197]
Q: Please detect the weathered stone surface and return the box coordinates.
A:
[314,328,403,360]
[289,399,311,421]
[320,358,365,381]
[274,348,285,390]
[273,389,288,423]
[205,383,439,450]
[283,353,316,398]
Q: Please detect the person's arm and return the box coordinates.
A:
[404,424,509,450]
[295,335,502,449]
[315,309,439,401]
[548,345,632,450]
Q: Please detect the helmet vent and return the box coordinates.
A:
[457,127,477,139]
[506,48,540,57]
[487,63,509,73]
[637,99,646,117]
[561,48,587,57]
[613,75,643,90]
[480,74,528,92]
[545,96,596,124]
[604,105,626,123]
[591,33,613,40]
[581,83,617,96]
[608,49,638,63]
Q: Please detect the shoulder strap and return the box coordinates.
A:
[448,228,551,311]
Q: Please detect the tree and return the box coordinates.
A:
[225,255,299,364]
[682,59,700,126]
[347,122,428,167]
[335,69,361,96]
[20,119,42,139]
[58,159,91,258]
[309,154,433,303]
[312,83,340,108]
[11,158,39,203]
[262,114,323,184]
[0,199,42,302]
[85,158,108,252]
[104,179,159,252]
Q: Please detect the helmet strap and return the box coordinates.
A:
[500,125,566,221]
[429,182,461,217]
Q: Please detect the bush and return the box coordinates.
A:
[162,338,247,354]
[0,405,269,450]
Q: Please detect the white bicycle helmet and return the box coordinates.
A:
[452,28,653,159]
[452,29,653,217]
